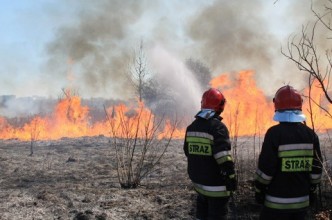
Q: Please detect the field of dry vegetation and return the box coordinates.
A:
[0,135,331,220]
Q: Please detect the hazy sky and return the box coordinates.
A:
[0,0,324,101]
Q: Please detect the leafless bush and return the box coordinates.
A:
[28,116,42,156]
[105,103,178,189]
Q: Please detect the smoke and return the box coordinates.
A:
[0,95,55,118]
[44,0,147,99]
[187,1,272,72]
[2,0,332,121]
[41,0,331,103]
[186,0,292,96]
[148,45,203,117]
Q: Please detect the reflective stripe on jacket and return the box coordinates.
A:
[193,183,230,197]
[184,114,234,197]
[255,122,322,211]
[264,195,309,210]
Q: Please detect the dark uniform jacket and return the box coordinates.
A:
[183,112,235,197]
[255,122,322,211]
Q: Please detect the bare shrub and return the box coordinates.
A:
[27,116,42,156]
[105,103,178,189]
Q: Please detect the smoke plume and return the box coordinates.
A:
[41,0,330,107]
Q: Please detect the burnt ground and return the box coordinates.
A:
[0,136,331,220]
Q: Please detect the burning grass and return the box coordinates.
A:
[2,71,332,142]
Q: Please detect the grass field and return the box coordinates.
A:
[0,135,330,219]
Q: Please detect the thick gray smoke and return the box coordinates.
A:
[39,0,331,116]
[44,0,147,99]
[188,0,332,96]
[187,1,273,73]
[0,95,55,118]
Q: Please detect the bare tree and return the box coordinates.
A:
[281,1,332,111]
[128,40,151,102]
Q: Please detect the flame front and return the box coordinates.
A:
[0,97,181,140]
[0,70,331,140]
[211,70,332,136]
[211,70,274,136]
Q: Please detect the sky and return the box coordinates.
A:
[0,0,327,104]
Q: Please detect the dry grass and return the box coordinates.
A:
[0,135,330,220]
[0,137,194,220]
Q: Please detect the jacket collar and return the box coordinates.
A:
[273,110,306,122]
[195,109,222,120]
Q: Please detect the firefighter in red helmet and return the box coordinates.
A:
[255,85,322,220]
[184,88,236,220]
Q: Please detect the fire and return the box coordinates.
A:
[0,70,331,140]
[211,70,274,136]
[211,70,332,136]
[303,81,332,130]
[0,97,180,140]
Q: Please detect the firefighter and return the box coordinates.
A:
[183,88,236,220]
[254,85,323,220]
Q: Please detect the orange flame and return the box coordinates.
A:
[211,70,332,136]
[0,97,180,140]
[211,70,274,136]
[0,70,330,140]
[303,80,332,130]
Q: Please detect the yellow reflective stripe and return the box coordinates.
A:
[265,200,309,209]
[186,131,213,140]
[266,195,309,203]
[265,195,310,209]
[255,174,271,185]
[256,169,273,180]
[278,143,314,157]
[186,136,212,144]
[278,149,313,157]
[310,173,322,184]
[216,155,232,164]
[214,150,231,159]
[193,183,230,197]
[255,169,272,185]
[214,150,232,164]
[229,174,235,179]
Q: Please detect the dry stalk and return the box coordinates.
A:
[29,116,41,156]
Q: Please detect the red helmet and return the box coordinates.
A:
[201,88,226,112]
[273,85,303,111]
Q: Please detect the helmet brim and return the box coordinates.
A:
[273,110,306,122]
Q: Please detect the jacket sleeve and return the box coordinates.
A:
[255,129,278,194]
[212,121,234,176]
[310,133,323,185]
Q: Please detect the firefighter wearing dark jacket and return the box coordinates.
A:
[184,88,236,220]
[255,85,323,220]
